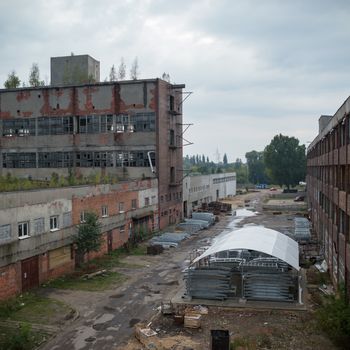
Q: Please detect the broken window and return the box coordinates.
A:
[2,153,36,168]
[130,112,156,132]
[2,118,36,136]
[76,151,113,167]
[38,116,73,135]
[38,152,73,168]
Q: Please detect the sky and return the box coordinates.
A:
[1,0,350,162]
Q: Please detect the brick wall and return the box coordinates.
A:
[0,262,21,300]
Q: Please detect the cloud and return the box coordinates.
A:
[0,0,349,160]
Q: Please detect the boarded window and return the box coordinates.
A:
[49,246,71,269]
[0,224,11,241]
[33,218,45,235]
[63,212,72,227]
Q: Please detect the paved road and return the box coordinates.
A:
[42,218,232,350]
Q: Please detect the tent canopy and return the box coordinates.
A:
[192,226,300,270]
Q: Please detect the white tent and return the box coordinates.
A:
[192,226,300,270]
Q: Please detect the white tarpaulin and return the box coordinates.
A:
[192,226,300,270]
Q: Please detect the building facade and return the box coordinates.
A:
[0,179,158,300]
[307,96,350,294]
[0,75,185,229]
[182,173,236,217]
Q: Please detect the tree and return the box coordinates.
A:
[245,150,269,184]
[118,57,126,80]
[223,153,228,165]
[74,212,102,265]
[264,134,306,188]
[130,57,139,80]
[162,72,170,82]
[109,65,117,81]
[4,70,21,89]
[29,63,44,87]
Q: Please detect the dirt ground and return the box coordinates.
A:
[118,190,336,350]
[41,189,336,350]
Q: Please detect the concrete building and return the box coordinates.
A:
[307,96,350,294]
[183,173,236,217]
[0,179,158,300]
[50,54,100,85]
[0,56,185,229]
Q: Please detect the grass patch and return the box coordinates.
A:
[0,323,47,350]
[128,244,147,256]
[0,293,71,325]
[45,271,127,292]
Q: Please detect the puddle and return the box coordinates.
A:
[109,293,124,298]
[129,318,141,327]
[157,281,179,286]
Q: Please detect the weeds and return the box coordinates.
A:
[316,284,350,348]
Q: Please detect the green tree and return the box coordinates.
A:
[74,212,102,265]
[223,153,228,165]
[245,150,269,184]
[29,63,45,87]
[4,70,21,88]
[264,134,306,188]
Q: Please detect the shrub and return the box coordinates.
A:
[316,284,350,348]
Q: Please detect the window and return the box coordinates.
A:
[102,205,108,217]
[3,153,36,168]
[170,167,175,183]
[80,211,86,223]
[145,197,150,206]
[131,199,137,209]
[33,218,45,235]
[38,152,73,168]
[18,221,29,238]
[50,216,59,231]
[0,224,11,241]
[169,129,175,146]
[2,118,36,136]
[119,202,124,213]
[118,225,125,233]
[38,116,73,135]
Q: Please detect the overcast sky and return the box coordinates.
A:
[1,0,350,162]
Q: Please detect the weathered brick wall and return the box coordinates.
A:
[0,262,21,300]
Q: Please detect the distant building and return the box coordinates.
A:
[50,54,100,85]
[307,97,350,294]
[183,173,236,217]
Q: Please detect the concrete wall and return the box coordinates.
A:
[183,173,236,217]
[51,55,100,85]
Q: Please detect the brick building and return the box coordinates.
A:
[0,55,185,229]
[0,180,158,300]
[307,96,350,294]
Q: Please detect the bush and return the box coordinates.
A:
[1,323,36,350]
[316,284,350,348]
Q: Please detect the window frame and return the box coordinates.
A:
[18,221,30,239]
[50,215,59,231]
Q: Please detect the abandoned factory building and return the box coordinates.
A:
[307,96,350,295]
[0,54,186,299]
[0,55,185,229]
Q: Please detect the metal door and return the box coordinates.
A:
[21,256,39,292]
